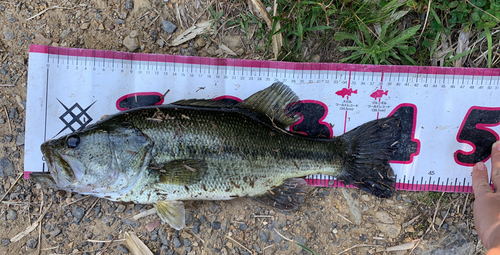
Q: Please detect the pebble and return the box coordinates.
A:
[122,219,140,228]
[199,215,207,224]
[173,237,182,248]
[125,0,134,10]
[34,33,52,45]
[73,205,85,223]
[9,108,18,119]
[183,238,191,247]
[3,30,14,41]
[159,228,169,246]
[375,211,394,224]
[213,221,221,229]
[2,238,10,246]
[194,37,206,48]
[6,13,17,23]
[6,209,17,220]
[117,244,129,253]
[150,229,158,241]
[27,238,37,249]
[377,223,401,238]
[0,157,14,178]
[239,223,248,231]
[116,204,126,213]
[161,20,177,34]
[59,28,72,38]
[146,221,160,232]
[360,234,367,242]
[50,229,62,237]
[123,36,139,51]
[209,204,221,214]
[16,132,24,146]
[442,223,449,229]
[193,221,200,234]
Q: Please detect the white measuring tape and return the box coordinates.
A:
[25,45,500,192]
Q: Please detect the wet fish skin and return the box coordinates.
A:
[33,83,400,229]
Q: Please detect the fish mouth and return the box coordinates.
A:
[29,172,57,188]
[40,141,77,187]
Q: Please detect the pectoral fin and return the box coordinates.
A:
[151,159,207,185]
[253,178,307,211]
[155,201,185,230]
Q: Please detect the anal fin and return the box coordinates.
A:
[253,178,307,211]
[155,201,185,230]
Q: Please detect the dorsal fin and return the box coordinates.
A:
[238,82,301,128]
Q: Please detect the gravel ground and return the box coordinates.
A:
[0,0,487,254]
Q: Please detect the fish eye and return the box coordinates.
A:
[66,135,80,149]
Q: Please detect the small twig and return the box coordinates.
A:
[97,236,116,255]
[87,239,125,243]
[426,192,444,234]
[62,196,89,207]
[226,235,253,255]
[263,244,275,250]
[3,106,12,134]
[418,0,432,39]
[2,201,39,206]
[218,138,226,155]
[337,213,353,224]
[0,173,23,202]
[83,198,100,219]
[187,230,205,244]
[26,6,79,21]
[40,246,58,251]
[0,84,14,87]
[338,244,381,255]
[466,0,500,22]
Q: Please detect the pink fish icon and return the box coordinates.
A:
[335,88,358,98]
[370,89,388,99]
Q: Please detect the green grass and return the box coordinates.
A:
[206,0,499,67]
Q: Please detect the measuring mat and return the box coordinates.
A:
[25,45,500,193]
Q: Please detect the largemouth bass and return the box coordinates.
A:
[31,83,401,230]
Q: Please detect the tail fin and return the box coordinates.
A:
[337,116,401,198]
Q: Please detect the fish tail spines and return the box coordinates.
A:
[337,116,401,198]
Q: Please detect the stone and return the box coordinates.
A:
[375,211,394,224]
[80,23,90,30]
[130,30,141,38]
[117,244,129,253]
[123,36,139,51]
[34,33,52,45]
[161,20,177,33]
[0,158,14,178]
[239,223,248,231]
[311,54,321,62]
[146,221,160,232]
[1,238,9,246]
[221,35,243,52]
[16,132,24,146]
[173,237,182,248]
[213,222,221,229]
[116,204,126,213]
[341,189,361,224]
[59,28,72,38]
[27,238,37,249]
[73,205,85,223]
[159,228,169,246]
[194,37,206,48]
[377,223,401,238]
[3,30,14,40]
[125,0,134,10]
[50,229,62,237]
[122,219,140,228]
[6,209,17,220]
[209,204,221,214]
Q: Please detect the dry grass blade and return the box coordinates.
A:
[171,20,212,46]
[11,202,53,243]
[220,44,237,56]
[132,208,156,221]
[0,173,23,202]
[338,244,381,255]
[125,232,154,255]
[385,239,419,251]
[249,0,282,58]
[225,235,253,254]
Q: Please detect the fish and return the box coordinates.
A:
[335,88,358,98]
[31,83,401,230]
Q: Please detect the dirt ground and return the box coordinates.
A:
[0,0,487,254]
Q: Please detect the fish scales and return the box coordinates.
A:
[118,105,343,202]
